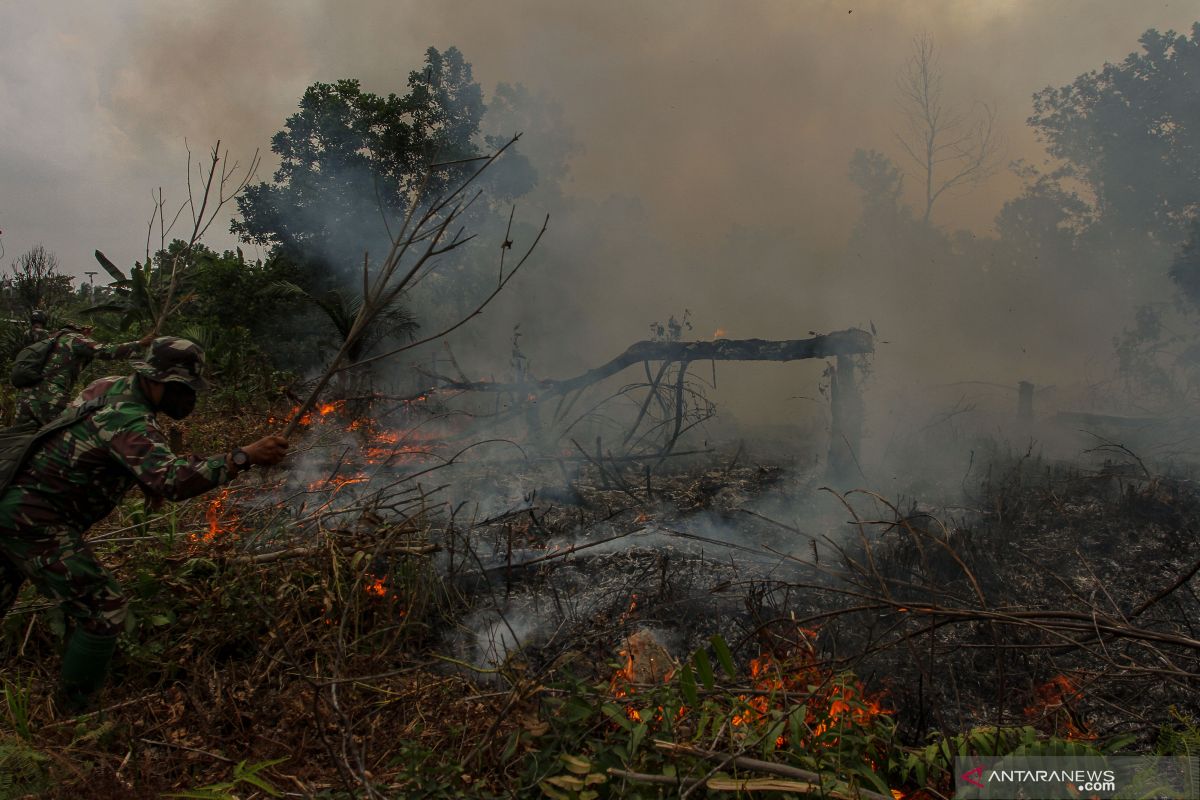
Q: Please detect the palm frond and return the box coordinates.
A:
[93,250,129,284]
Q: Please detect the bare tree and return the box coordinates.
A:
[283,134,547,440]
[895,33,1002,226]
[6,244,73,318]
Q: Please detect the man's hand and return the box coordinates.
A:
[241,435,289,466]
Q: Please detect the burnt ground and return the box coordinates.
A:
[0,411,1196,797]
[442,440,1200,744]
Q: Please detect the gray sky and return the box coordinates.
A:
[2,1,1193,273]
[1,0,1195,422]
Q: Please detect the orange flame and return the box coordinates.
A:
[608,629,677,724]
[727,632,889,752]
[617,594,639,625]
[198,487,238,543]
[1025,674,1094,740]
[713,328,727,339]
[308,474,369,494]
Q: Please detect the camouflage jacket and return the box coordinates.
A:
[0,374,231,533]
[15,331,144,426]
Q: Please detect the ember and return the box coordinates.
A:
[1025,674,1094,740]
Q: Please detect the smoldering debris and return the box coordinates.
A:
[190,361,1200,746]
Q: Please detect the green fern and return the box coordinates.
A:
[1156,707,1200,757]
[0,735,51,799]
[164,757,289,799]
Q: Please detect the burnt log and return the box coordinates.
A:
[543,328,874,396]
[414,328,875,399]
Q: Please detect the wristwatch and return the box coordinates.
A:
[231,448,252,471]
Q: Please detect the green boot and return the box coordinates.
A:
[59,628,118,715]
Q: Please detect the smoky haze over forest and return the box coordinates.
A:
[3,0,1200,456]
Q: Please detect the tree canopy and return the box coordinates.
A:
[1028,24,1200,245]
[234,47,532,290]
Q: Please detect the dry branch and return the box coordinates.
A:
[232,542,438,565]
[653,740,892,800]
[283,135,542,438]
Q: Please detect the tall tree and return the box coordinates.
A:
[234,47,530,291]
[895,33,1002,226]
[1028,25,1200,246]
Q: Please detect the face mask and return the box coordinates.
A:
[159,383,197,420]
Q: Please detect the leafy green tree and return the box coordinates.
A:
[153,245,316,384]
[233,46,532,291]
[1028,24,1200,246]
[992,173,1091,276]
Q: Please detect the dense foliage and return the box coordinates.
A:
[233,47,534,303]
[847,24,1200,413]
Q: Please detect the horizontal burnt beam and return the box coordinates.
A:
[550,328,874,395]
[414,328,874,398]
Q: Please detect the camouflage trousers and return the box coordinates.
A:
[14,390,66,428]
[0,523,128,636]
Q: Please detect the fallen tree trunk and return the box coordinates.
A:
[413,328,875,400]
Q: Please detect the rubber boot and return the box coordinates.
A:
[59,628,118,715]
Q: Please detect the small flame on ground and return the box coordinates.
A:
[617,594,639,624]
[308,474,370,494]
[730,644,889,749]
[198,487,238,543]
[1025,674,1094,740]
[608,627,890,752]
[713,328,727,338]
[609,629,677,724]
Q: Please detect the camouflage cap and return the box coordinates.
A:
[131,337,209,392]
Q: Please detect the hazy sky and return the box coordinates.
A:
[2,1,1193,272]
[1,1,1196,423]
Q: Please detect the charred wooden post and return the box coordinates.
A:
[827,354,865,483]
[523,387,541,439]
[1017,380,1034,423]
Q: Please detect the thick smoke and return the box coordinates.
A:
[5,0,1200,481]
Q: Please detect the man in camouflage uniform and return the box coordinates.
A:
[14,316,153,427]
[0,337,288,712]
[27,309,49,342]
